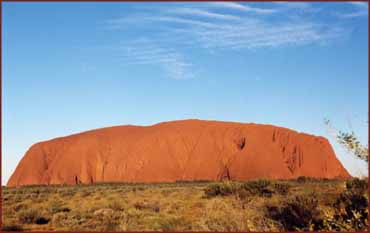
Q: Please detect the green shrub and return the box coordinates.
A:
[205,180,273,198]
[296,176,321,183]
[235,188,249,200]
[346,178,368,195]
[243,180,271,196]
[133,201,160,212]
[296,176,309,183]
[48,200,70,214]
[52,211,93,230]
[273,183,291,195]
[17,208,40,224]
[331,191,368,230]
[35,217,50,225]
[204,182,240,197]
[17,208,48,224]
[58,189,75,197]
[136,186,145,191]
[13,195,22,203]
[266,193,322,231]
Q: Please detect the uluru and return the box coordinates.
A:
[7,119,350,187]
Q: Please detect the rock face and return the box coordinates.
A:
[7,119,350,186]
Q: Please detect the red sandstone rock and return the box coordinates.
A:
[7,119,350,186]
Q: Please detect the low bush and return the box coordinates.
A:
[235,188,249,200]
[48,200,70,214]
[175,179,210,184]
[243,180,271,196]
[273,183,291,195]
[52,211,93,230]
[17,208,49,225]
[346,178,368,195]
[205,180,273,198]
[266,193,322,231]
[296,176,309,183]
[204,182,239,197]
[133,201,160,213]
[13,195,22,203]
[330,190,368,230]
[17,208,42,224]
[58,189,75,197]
[296,176,324,183]
[35,217,50,225]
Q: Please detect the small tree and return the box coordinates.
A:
[324,119,368,162]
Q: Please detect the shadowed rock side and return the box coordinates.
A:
[7,120,351,186]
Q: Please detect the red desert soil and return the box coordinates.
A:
[7,119,350,186]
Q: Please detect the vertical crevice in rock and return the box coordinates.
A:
[102,163,105,182]
[235,137,246,150]
[75,176,80,185]
[218,165,231,181]
[285,145,304,174]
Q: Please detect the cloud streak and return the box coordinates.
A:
[208,2,277,14]
[349,2,368,9]
[118,40,194,80]
[103,2,356,79]
[108,16,340,50]
[337,2,368,18]
[274,2,312,9]
[169,8,241,20]
[163,18,340,50]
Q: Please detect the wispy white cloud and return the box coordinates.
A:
[337,2,368,18]
[118,40,194,80]
[106,15,220,30]
[274,2,321,14]
[208,2,277,14]
[108,13,341,50]
[349,2,368,9]
[168,8,241,20]
[274,2,312,9]
[104,2,353,79]
[188,21,341,50]
[339,11,368,18]
[145,16,222,28]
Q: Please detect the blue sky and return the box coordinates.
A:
[2,2,368,184]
